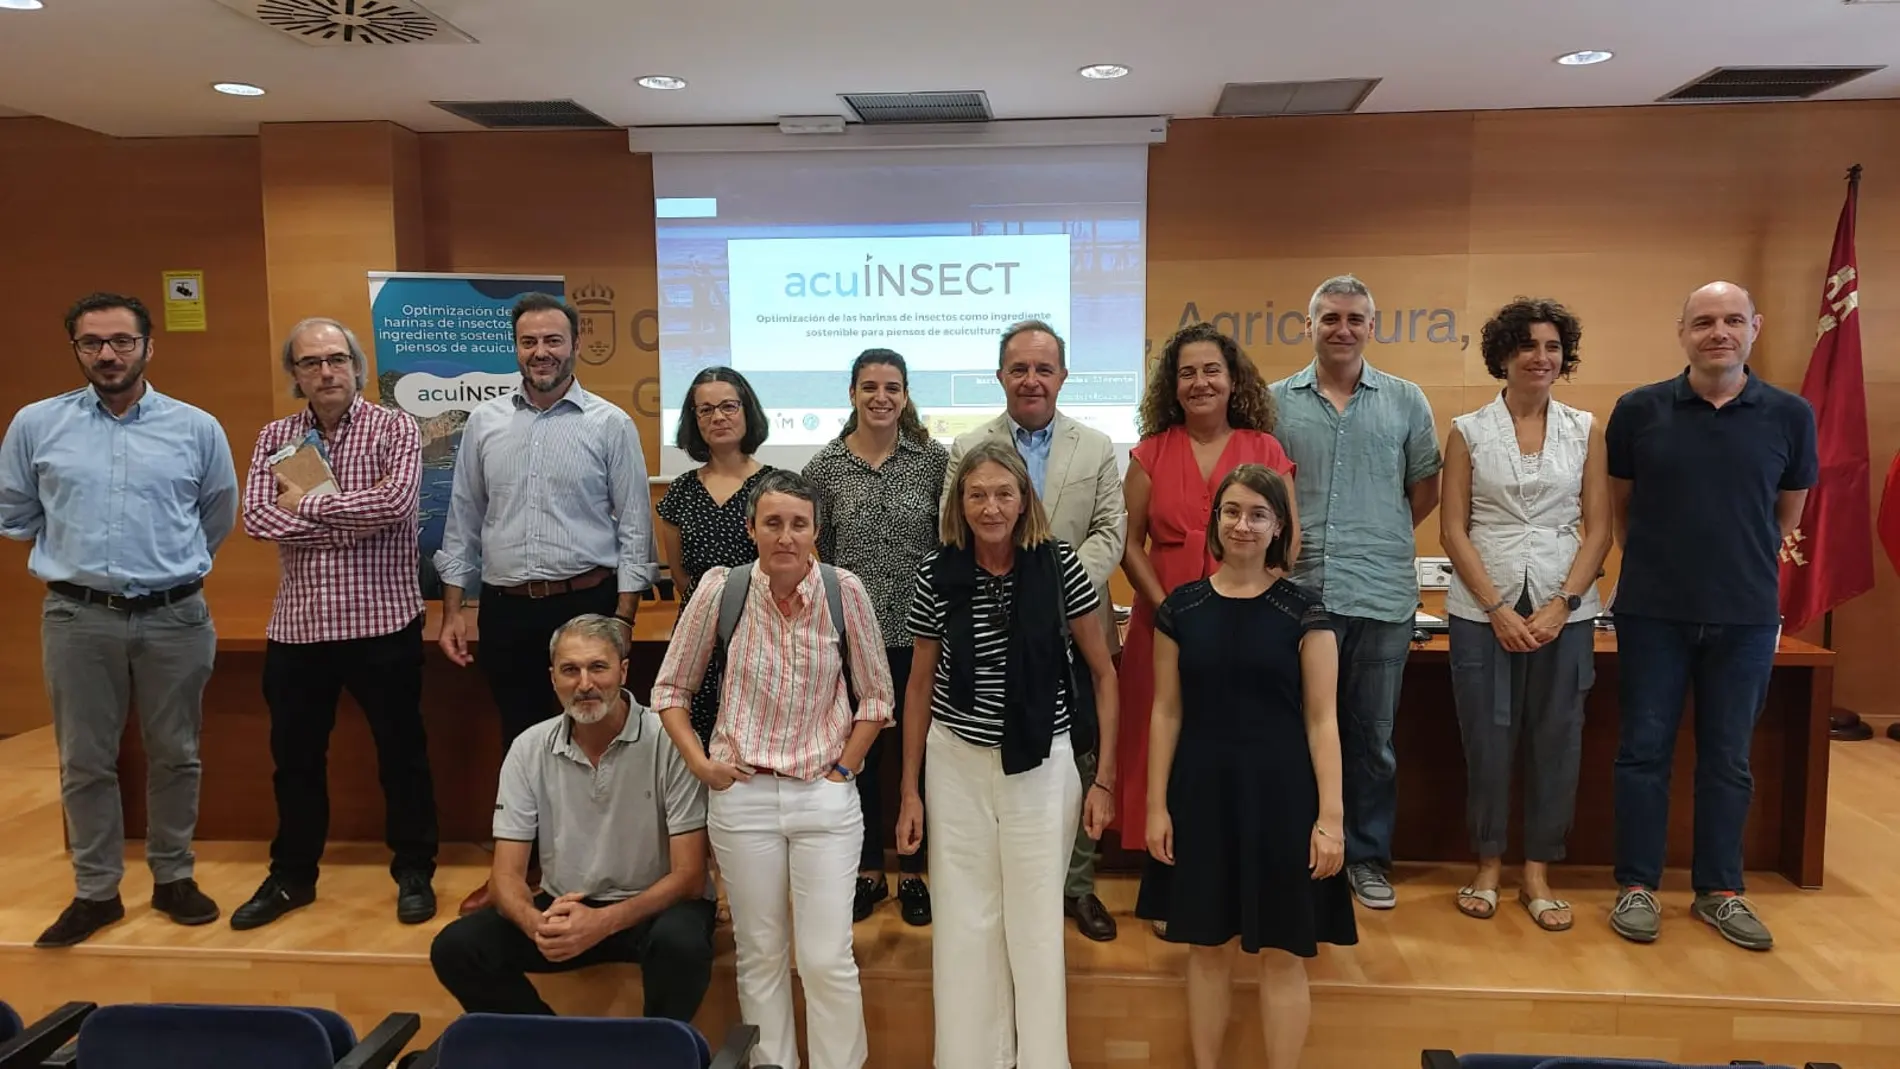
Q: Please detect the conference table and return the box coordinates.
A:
[118,606,1837,888]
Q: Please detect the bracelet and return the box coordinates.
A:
[1088,781,1114,798]
[1479,597,1507,615]
[1313,822,1339,840]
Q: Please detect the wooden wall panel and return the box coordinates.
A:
[0,118,276,733]
[5,98,1900,733]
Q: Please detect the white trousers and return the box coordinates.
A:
[709,773,868,1069]
[926,721,1082,1069]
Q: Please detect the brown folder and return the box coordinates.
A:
[269,441,339,496]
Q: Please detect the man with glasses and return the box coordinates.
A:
[437,292,658,915]
[0,292,237,947]
[229,317,440,931]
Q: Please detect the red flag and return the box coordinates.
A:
[1780,166,1873,633]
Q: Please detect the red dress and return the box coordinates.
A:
[1116,426,1295,850]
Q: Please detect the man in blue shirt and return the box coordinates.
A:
[0,292,238,948]
[1605,281,1816,952]
[1270,275,1442,911]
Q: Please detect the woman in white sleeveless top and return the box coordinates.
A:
[1440,298,1612,933]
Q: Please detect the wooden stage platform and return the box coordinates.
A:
[7,729,1900,1066]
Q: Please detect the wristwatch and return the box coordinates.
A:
[1550,590,1582,612]
[831,763,857,781]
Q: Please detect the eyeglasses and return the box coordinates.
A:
[292,354,354,373]
[694,400,743,420]
[72,335,146,356]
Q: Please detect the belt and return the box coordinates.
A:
[49,580,203,614]
[491,566,613,599]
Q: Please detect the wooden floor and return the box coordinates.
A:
[2,727,1898,1067]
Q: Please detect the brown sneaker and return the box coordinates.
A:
[152,878,220,926]
[35,895,125,948]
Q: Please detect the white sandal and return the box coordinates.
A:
[1455,886,1498,920]
[1517,890,1573,932]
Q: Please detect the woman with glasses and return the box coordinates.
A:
[894,441,1118,1069]
[1137,464,1353,1069]
[803,349,949,927]
[657,366,776,749]
[1118,324,1294,876]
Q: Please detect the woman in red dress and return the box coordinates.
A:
[1119,323,1296,856]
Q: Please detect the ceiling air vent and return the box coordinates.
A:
[1659,66,1884,103]
[210,0,475,46]
[429,100,616,129]
[839,91,992,124]
[1214,78,1380,117]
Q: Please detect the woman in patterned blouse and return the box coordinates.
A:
[804,349,949,927]
[657,366,777,748]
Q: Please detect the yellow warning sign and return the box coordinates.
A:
[162,270,206,332]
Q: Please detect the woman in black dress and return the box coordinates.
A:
[656,366,776,747]
[1136,463,1354,1069]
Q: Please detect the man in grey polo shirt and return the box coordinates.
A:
[429,614,714,1019]
[1270,274,1442,911]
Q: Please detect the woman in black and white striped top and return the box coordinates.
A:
[894,439,1118,1069]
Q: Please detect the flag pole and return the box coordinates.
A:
[1826,163,1872,740]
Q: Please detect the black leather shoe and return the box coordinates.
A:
[35,895,125,948]
[1066,893,1117,942]
[897,877,931,927]
[853,875,888,922]
[230,876,313,931]
[153,878,220,926]
[396,872,437,925]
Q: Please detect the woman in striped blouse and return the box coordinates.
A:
[652,469,895,1069]
[895,440,1119,1069]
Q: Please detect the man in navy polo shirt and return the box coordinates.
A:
[1605,281,1816,952]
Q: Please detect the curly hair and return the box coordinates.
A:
[1137,322,1276,437]
[1479,297,1583,381]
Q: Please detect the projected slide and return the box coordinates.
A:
[651,146,1148,476]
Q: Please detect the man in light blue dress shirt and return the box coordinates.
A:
[1269,276,1442,912]
[435,292,658,916]
[0,293,238,948]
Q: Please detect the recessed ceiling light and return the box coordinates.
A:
[0,1,46,10]
[1079,63,1131,80]
[1555,50,1614,66]
[637,75,687,91]
[212,82,266,97]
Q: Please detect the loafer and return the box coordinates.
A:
[396,873,437,925]
[897,877,931,927]
[35,895,125,948]
[458,880,494,917]
[1693,892,1773,951]
[1065,893,1117,942]
[853,875,888,922]
[152,878,220,926]
[1610,886,1662,944]
[1346,862,1396,910]
[230,876,316,931]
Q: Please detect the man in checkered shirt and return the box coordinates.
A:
[229,317,440,931]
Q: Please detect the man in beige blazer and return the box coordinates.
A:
[943,319,1127,941]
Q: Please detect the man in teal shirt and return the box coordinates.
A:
[0,292,238,947]
[1269,275,1442,911]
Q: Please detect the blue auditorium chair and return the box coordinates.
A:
[0,1002,93,1068]
[1424,1053,1837,1069]
[67,1003,418,1069]
[408,1015,765,1069]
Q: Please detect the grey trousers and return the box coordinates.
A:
[42,591,216,900]
[1446,616,1595,862]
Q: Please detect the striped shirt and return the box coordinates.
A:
[906,540,1099,748]
[650,558,894,781]
[242,397,424,644]
[434,380,657,593]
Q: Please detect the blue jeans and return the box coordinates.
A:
[1611,613,1778,895]
[1328,615,1413,868]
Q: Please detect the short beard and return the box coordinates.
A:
[564,690,618,725]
